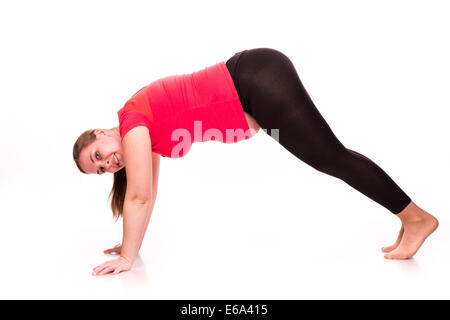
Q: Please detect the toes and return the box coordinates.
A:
[381,241,402,253]
[384,251,414,260]
[384,253,394,259]
[382,227,404,253]
[381,245,396,253]
[384,252,400,259]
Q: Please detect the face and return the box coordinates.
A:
[79,129,124,175]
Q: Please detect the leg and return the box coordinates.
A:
[236,48,412,214]
[227,48,438,258]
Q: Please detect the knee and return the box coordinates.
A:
[309,149,351,177]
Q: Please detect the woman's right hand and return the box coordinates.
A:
[103,243,122,255]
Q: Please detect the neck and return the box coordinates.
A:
[110,126,120,138]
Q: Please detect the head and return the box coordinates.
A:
[74,128,124,175]
[73,128,127,220]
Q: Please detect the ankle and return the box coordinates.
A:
[396,201,426,224]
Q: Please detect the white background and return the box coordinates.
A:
[0,0,449,299]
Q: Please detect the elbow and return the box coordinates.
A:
[131,198,151,205]
[127,195,152,205]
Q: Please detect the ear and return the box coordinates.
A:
[94,129,106,137]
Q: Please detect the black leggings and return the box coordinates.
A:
[226,48,412,214]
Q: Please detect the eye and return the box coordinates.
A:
[95,152,105,174]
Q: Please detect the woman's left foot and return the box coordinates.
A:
[384,202,438,260]
[381,226,404,253]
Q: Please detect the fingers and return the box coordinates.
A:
[92,264,109,276]
[93,264,118,276]
[97,266,115,276]
[103,248,120,254]
[92,257,130,276]
[103,244,122,255]
[93,262,108,273]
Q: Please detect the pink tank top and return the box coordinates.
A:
[117,61,251,158]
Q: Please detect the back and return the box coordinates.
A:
[118,61,251,158]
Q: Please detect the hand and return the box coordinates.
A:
[103,243,122,255]
[92,256,132,276]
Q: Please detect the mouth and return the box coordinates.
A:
[114,153,120,167]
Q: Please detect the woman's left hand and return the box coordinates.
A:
[92,256,132,276]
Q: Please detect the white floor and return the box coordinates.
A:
[1,134,449,300]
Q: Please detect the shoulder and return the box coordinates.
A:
[122,126,153,201]
[118,86,154,140]
[123,125,151,147]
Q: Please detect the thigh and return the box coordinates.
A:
[243,111,260,136]
[239,48,348,162]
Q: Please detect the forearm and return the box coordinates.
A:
[120,152,160,264]
[137,188,157,251]
[120,200,153,264]
[136,155,160,251]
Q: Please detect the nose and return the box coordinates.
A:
[104,158,112,171]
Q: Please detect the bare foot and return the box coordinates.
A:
[381,226,404,253]
[384,202,438,260]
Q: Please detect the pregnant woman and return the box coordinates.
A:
[73,48,438,276]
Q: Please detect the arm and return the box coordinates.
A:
[120,125,155,265]
[93,125,154,276]
[136,152,160,251]
[103,152,160,255]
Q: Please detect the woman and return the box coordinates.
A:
[73,48,438,276]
